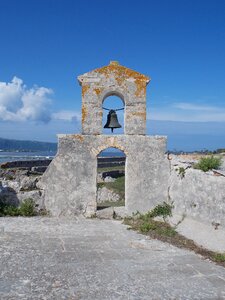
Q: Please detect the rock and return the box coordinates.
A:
[97,173,103,182]
[20,176,39,191]
[96,207,114,219]
[0,168,44,211]
[97,187,120,203]
[17,190,44,211]
[31,166,48,173]
[114,206,127,219]
[104,176,115,183]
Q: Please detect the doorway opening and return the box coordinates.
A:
[97,147,126,210]
[102,95,124,134]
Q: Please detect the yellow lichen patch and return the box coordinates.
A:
[134,80,146,97]
[71,134,84,142]
[131,111,146,121]
[82,105,87,124]
[94,88,102,95]
[94,64,150,88]
[82,85,90,97]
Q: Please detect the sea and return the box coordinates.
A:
[0,151,57,164]
[0,150,125,164]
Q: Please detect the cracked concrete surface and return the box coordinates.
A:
[1,217,225,299]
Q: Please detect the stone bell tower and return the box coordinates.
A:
[42,61,169,217]
[78,60,148,135]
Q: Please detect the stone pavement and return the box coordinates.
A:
[1,217,225,300]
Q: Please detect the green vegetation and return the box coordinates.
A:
[178,167,185,178]
[214,148,225,154]
[97,199,125,208]
[148,202,173,219]
[97,176,125,200]
[0,198,36,217]
[106,176,125,199]
[194,156,222,172]
[98,165,125,172]
[19,198,36,216]
[213,253,225,263]
[124,202,175,237]
[139,202,173,221]
[97,176,125,208]
[124,203,225,268]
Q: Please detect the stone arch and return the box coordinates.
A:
[93,139,128,158]
[101,89,126,105]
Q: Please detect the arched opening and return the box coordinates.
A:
[97,147,126,210]
[102,95,124,134]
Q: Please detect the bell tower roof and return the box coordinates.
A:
[78,61,150,85]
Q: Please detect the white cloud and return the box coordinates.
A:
[52,110,81,122]
[173,102,220,112]
[148,102,225,122]
[0,77,53,122]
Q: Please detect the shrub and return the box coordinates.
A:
[2,205,20,216]
[146,202,173,220]
[140,222,157,233]
[194,156,222,172]
[19,198,36,216]
[0,198,36,217]
[178,167,185,178]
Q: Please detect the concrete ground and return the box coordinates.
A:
[1,217,225,300]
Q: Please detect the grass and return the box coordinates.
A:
[97,176,125,199]
[213,253,225,262]
[98,165,125,172]
[97,199,125,208]
[124,205,225,268]
[194,156,222,172]
[141,202,173,220]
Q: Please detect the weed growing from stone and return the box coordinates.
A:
[178,167,185,178]
[194,156,222,172]
[142,202,173,220]
[124,203,225,268]
[124,202,174,238]
[213,253,225,263]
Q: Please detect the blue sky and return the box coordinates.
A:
[0,0,225,151]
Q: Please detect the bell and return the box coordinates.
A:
[104,109,122,132]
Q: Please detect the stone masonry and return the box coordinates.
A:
[41,61,169,217]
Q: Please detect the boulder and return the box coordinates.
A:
[104,176,115,183]
[96,207,115,219]
[20,176,39,191]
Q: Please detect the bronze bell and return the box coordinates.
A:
[104,109,122,132]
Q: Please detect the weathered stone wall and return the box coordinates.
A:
[169,161,225,228]
[41,134,169,217]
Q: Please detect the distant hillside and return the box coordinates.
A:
[0,137,57,152]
